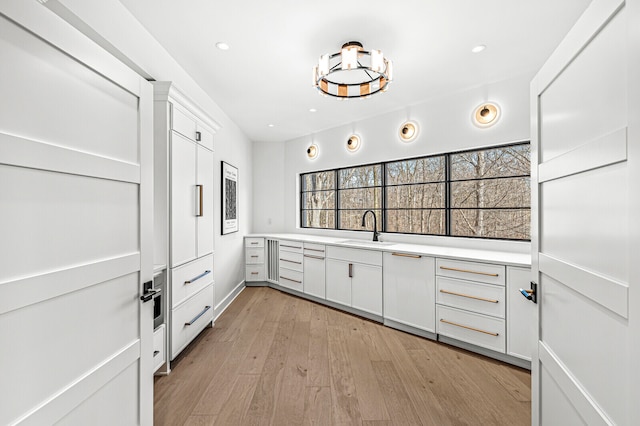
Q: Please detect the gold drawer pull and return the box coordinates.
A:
[304,248,325,253]
[280,276,302,284]
[439,319,499,336]
[250,241,259,245]
[280,244,302,250]
[439,289,499,303]
[392,252,422,259]
[439,266,499,277]
[280,258,302,265]
[251,272,259,275]
[304,254,325,260]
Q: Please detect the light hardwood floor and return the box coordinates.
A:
[154,287,531,425]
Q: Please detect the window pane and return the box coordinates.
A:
[386,209,445,235]
[339,209,382,231]
[338,165,382,189]
[302,191,336,210]
[451,144,530,181]
[451,177,530,209]
[338,188,383,209]
[386,156,445,184]
[302,209,335,229]
[386,183,445,209]
[451,209,530,239]
[302,171,335,191]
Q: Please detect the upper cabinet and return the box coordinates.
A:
[152,82,219,268]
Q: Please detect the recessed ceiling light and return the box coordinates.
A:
[471,44,486,53]
[216,42,230,50]
[309,108,317,113]
[268,124,275,128]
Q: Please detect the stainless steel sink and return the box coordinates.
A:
[338,239,396,247]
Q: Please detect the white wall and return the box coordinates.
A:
[252,142,286,232]
[45,0,253,311]
[254,74,532,253]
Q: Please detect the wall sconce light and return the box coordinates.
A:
[346,134,361,152]
[473,102,500,127]
[307,144,318,159]
[399,121,418,142]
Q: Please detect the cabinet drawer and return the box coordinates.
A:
[171,254,214,308]
[304,243,326,257]
[279,269,303,292]
[279,250,303,271]
[245,265,265,282]
[245,237,264,248]
[171,104,197,141]
[279,239,303,253]
[196,124,214,151]
[436,276,505,318]
[246,247,265,264]
[436,258,505,286]
[326,246,382,266]
[171,284,214,359]
[153,324,166,373]
[436,305,505,353]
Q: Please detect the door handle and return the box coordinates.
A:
[140,281,157,303]
[196,185,204,217]
[348,263,353,278]
[519,281,537,303]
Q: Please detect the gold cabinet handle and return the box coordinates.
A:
[439,319,499,336]
[280,258,302,265]
[439,289,499,303]
[304,254,325,260]
[392,252,422,259]
[251,272,259,275]
[439,266,498,277]
[196,184,204,217]
[280,244,302,250]
[304,248,325,253]
[280,276,302,284]
[250,242,259,245]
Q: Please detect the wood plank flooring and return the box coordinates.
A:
[154,287,531,425]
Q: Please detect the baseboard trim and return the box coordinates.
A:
[438,335,532,369]
[214,280,245,321]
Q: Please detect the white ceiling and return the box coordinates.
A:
[119,0,591,143]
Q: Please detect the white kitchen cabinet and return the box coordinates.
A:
[383,252,436,333]
[326,246,382,316]
[506,266,535,361]
[245,238,266,283]
[153,82,220,365]
[278,240,304,292]
[303,243,325,299]
[169,134,214,267]
[435,257,506,354]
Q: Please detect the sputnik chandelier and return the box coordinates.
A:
[312,41,393,99]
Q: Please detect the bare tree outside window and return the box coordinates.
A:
[300,142,530,240]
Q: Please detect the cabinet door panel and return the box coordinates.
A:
[352,263,382,316]
[506,266,534,361]
[383,253,435,332]
[303,255,325,299]
[326,259,351,307]
[170,132,197,267]
[196,145,214,257]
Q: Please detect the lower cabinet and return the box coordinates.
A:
[383,252,436,333]
[153,324,166,373]
[170,283,214,360]
[506,266,535,361]
[303,243,325,298]
[326,247,382,316]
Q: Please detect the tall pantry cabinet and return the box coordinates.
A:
[153,82,219,369]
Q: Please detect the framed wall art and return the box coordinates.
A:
[221,161,238,234]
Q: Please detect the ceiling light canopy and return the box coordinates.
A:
[399,121,418,142]
[312,41,393,99]
[473,103,500,127]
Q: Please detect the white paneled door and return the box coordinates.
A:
[0,3,153,425]
[531,0,639,424]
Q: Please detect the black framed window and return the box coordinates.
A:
[300,141,530,241]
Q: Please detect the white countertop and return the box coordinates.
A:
[246,233,531,267]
